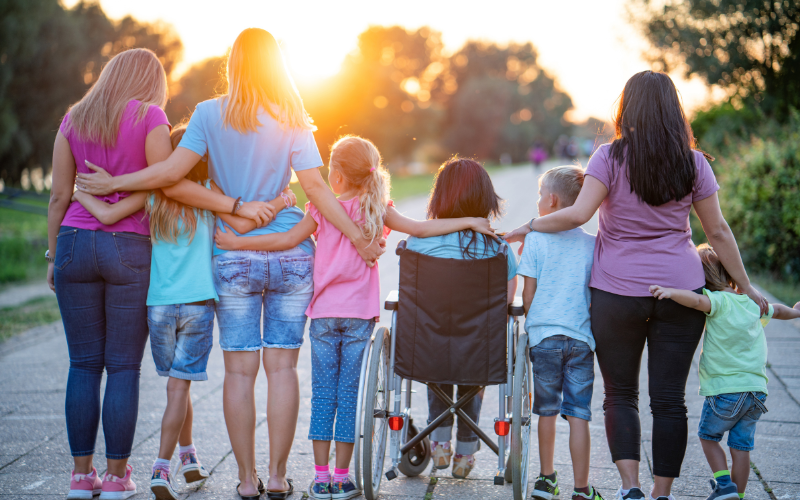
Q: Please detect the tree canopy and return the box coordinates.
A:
[631,0,800,116]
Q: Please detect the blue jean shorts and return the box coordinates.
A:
[148,300,215,381]
[698,391,767,451]
[530,335,594,421]
[213,248,313,351]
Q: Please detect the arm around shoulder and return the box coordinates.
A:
[772,302,800,320]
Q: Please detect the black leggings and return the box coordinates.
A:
[591,288,705,478]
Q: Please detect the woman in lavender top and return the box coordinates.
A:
[505,71,767,500]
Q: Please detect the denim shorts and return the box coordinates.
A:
[698,391,767,451]
[213,248,313,351]
[530,335,594,421]
[148,300,215,381]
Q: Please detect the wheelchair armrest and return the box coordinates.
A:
[396,239,407,255]
[508,296,524,317]
[384,289,399,310]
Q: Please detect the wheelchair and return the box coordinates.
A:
[353,240,533,500]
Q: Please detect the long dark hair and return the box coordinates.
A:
[427,158,503,259]
[609,71,706,206]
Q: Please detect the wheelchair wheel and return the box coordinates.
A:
[362,326,390,500]
[397,421,431,477]
[511,333,532,500]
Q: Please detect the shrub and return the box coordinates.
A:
[716,112,800,282]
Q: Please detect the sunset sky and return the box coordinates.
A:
[63,0,720,122]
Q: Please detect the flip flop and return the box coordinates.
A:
[266,478,294,499]
[236,477,265,500]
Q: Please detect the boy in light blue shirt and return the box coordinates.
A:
[516,166,601,500]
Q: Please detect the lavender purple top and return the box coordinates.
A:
[585,144,720,296]
[60,100,171,235]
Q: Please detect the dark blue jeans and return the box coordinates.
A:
[54,227,151,459]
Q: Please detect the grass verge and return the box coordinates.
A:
[753,273,800,306]
[0,295,61,342]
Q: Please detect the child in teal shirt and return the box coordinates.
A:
[650,243,800,500]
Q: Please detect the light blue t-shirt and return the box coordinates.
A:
[179,98,323,256]
[516,228,596,350]
[406,232,518,281]
[146,181,219,306]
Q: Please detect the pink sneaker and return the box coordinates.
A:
[67,467,102,499]
[99,464,137,499]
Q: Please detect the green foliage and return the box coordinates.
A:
[0,204,48,283]
[716,112,800,282]
[631,0,800,117]
[0,0,182,185]
[692,100,764,153]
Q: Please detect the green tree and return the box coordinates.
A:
[630,0,800,117]
[0,0,182,185]
[435,41,572,161]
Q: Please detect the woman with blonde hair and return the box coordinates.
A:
[50,48,274,500]
[77,29,385,499]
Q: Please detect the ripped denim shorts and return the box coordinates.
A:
[213,248,313,351]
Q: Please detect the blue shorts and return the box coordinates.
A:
[698,391,767,451]
[213,248,313,351]
[530,335,594,421]
[148,300,215,381]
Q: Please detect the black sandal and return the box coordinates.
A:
[266,478,294,499]
[236,477,265,500]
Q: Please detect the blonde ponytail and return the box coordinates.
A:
[329,136,391,241]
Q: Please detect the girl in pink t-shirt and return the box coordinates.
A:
[214,135,495,498]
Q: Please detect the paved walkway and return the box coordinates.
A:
[1,163,798,499]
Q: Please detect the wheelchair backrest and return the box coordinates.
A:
[393,239,508,386]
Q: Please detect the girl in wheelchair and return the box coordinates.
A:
[215,136,497,499]
[405,158,518,479]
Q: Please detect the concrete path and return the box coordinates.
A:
[0,281,52,309]
[1,162,798,499]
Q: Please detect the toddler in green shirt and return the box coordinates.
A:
[650,244,800,500]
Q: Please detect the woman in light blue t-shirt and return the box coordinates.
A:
[76,29,385,499]
[406,158,517,479]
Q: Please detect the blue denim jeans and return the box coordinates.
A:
[530,335,595,421]
[54,227,151,459]
[148,301,215,381]
[308,318,375,443]
[427,385,483,455]
[698,391,767,451]
[213,248,313,351]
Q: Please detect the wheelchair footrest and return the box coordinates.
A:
[386,469,397,481]
[494,473,505,485]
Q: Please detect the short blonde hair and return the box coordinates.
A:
[223,28,314,133]
[540,165,584,207]
[697,243,736,291]
[64,48,168,146]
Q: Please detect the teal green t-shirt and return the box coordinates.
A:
[698,289,774,396]
[146,181,219,306]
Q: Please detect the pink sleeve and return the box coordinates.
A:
[144,105,171,135]
[585,144,611,190]
[382,200,394,238]
[306,202,322,238]
[692,151,720,202]
[59,113,70,136]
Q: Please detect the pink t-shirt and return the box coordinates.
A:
[585,144,720,296]
[305,198,393,320]
[60,100,171,235]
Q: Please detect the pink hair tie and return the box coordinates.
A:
[369,167,377,172]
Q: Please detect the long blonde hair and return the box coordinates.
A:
[223,28,314,133]
[64,48,168,146]
[330,136,391,241]
[146,124,209,244]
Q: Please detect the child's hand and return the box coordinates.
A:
[470,218,499,240]
[283,186,297,207]
[649,285,673,300]
[794,301,800,311]
[214,226,240,250]
[209,180,224,195]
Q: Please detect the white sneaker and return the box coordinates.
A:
[150,468,178,500]
[178,452,210,483]
[650,491,676,500]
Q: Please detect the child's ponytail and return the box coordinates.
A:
[329,136,391,241]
